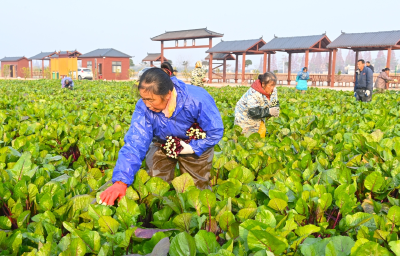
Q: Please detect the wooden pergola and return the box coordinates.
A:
[142,53,169,67]
[29,51,56,78]
[206,38,271,83]
[205,53,235,82]
[327,30,400,86]
[260,34,331,85]
[151,28,223,83]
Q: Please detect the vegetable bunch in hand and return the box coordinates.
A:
[162,123,206,158]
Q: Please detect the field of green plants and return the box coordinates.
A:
[1,79,400,256]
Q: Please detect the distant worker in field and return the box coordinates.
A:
[366,61,375,73]
[234,72,280,137]
[99,68,223,205]
[191,61,207,87]
[296,67,310,93]
[173,68,178,77]
[354,59,373,102]
[61,77,74,90]
[375,68,398,93]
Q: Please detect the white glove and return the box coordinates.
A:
[180,141,194,154]
[269,107,280,117]
[365,90,370,96]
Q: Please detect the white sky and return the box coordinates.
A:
[1,0,399,70]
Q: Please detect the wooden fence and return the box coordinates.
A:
[213,73,400,88]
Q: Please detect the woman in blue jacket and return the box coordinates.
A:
[99,68,224,205]
[296,67,309,93]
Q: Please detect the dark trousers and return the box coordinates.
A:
[355,89,372,102]
[145,142,213,190]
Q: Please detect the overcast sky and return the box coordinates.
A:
[1,0,399,70]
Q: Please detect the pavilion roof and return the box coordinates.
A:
[327,30,400,50]
[29,51,56,60]
[206,38,268,54]
[151,28,223,41]
[142,53,169,62]
[260,34,331,52]
[205,53,235,60]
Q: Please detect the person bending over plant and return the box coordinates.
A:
[234,72,280,137]
[99,68,224,205]
[61,77,74,90]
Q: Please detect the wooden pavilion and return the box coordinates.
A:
[142,53,169,67]
[151,28,223,82]
[260,34,331,85]
[29,51,56,78]
[327,30,400,86]
[205,53,235,82]
[206,38,271,83]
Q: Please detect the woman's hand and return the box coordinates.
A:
[269,107,280,117]
[99,181,128,205]
[180,141,194,154]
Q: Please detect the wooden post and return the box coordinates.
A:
[235,54,239,83]
[42,60,44,78]
[263,52,267,73]
[331,49,337,87]
[387,47,392,69]
[209,53,213,83]
[208,38,213,84]
[354,51,359,83]
[288,53,292,85]
[305,50,309,69]
[150,61,154,67]
[242,53,246,84]
[267,53,271,72]
[160,41,164,63]
[223,58,227,83]
[328,50,332,87]
[30,60,33,78]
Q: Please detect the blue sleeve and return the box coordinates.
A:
[112,101,153,186]
[188,93,224,156]
[61,78,65,86]
[68,78,74,87]
[366,69,373,91]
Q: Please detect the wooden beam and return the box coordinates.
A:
[161,41,164,63]
[30,60,33,78]
[331,49,337,87]
[163,45,211,50]
[288,53,292,85]
[209,53,213,84]
[328,50,332,87]
[267,53,271,72]
[263,52,267,73]
[305,50,309,69]
[354,51,359,83]
[387,47,392,69]
[223,59,226,83]
[235,54,239,83]
[209,38,213,84]
[242,53,246,84]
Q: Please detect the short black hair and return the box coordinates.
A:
[138,68,174,96]
[258,72,277,86]
[382,68,390,72]
[161,62,174,77]
[303,67,308,72]
[366,61,370,64]
[358,59,365,64]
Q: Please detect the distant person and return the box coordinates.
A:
[61,77,74,90]
[375,68,398,93]
[173,69,178,77]
[354,59,373,102]
[366,61,374,73]
[234,72,279,136]
[296,67,309,93]
[191,61,207,87]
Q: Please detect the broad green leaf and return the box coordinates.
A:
[364,172,384,192]
[169,232,196,256]
[267,198,287,212]
[0,216,11,230]
[172,173,195,193]
[255,206,276,228]
[387,205,400,226]
[195,230,220,254]
[173,213,193,233]
[200,189,216,210]
[248,230,287,255]
[219,211,236,232]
